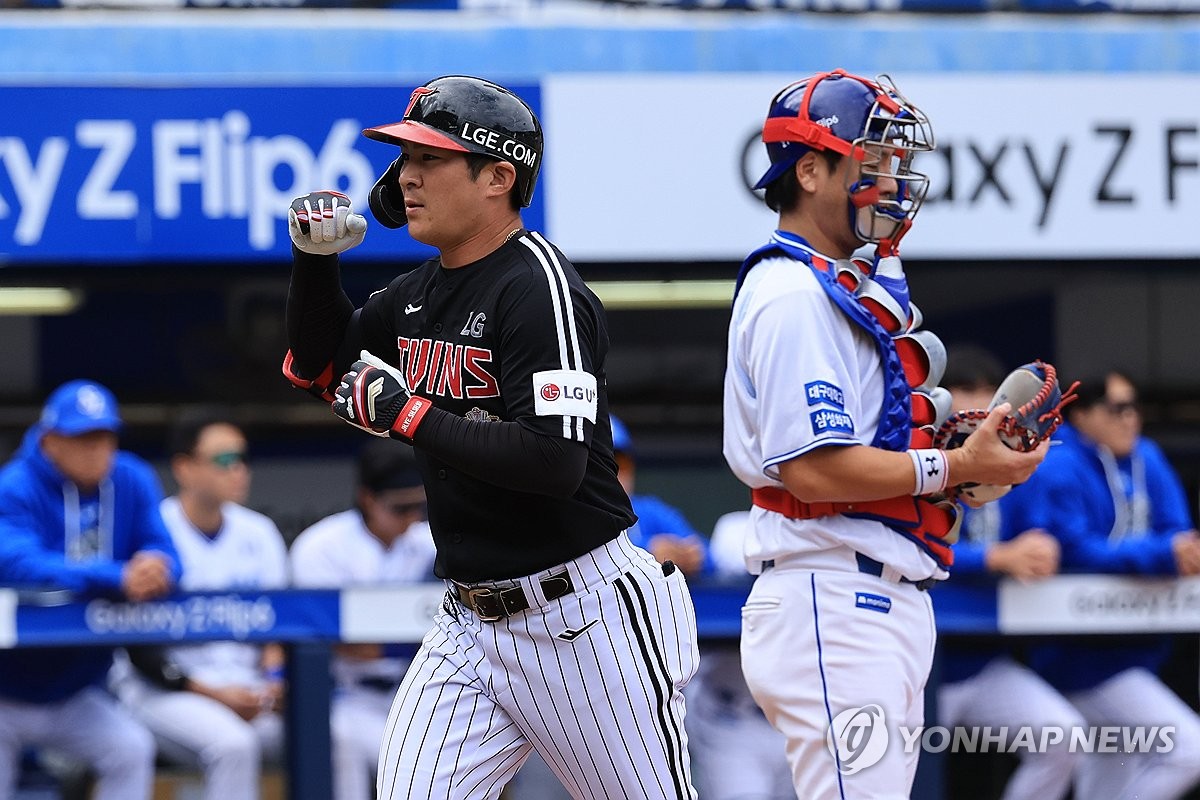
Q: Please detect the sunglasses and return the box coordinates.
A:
[1103,401,1140,416]
[203,451,248,469]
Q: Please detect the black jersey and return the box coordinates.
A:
[354,230,635,581]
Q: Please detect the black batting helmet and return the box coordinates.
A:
[363,76,544,228]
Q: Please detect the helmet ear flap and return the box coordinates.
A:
[368,156,408,229]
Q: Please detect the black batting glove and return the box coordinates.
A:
[332,351,432,442]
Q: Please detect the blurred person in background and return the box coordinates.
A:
[0,380,179,800]
[935,345,1084,800]
[687,509,793,800]
[610,415,711,578]
[289,439,436,800]
[1019,370,1200,800]
[111,410,288,800]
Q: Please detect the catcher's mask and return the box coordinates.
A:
[756,69,935,245]
[363,76,544,228]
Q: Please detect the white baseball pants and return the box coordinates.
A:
[377,534,699,800]
[741,564,936,800]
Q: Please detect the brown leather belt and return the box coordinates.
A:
[452,569,575,622]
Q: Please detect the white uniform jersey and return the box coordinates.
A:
[289,510,437,688]
[159,497,289,688]
[723,248,943,581]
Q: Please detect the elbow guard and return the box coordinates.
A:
[282,350,337,402]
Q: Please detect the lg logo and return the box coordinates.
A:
[540,384,561,401]
[826,704,890,775]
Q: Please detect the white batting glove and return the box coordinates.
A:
[288,190,367,256]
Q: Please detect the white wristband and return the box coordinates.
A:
[908,448,949,496]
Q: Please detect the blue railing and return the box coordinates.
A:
[4,576,1199,799]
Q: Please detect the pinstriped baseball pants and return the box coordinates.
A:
[376,533,700,800]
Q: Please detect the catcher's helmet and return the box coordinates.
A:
[363,76,544,228]
[755,69,935,244]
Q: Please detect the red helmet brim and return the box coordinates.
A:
[363,120,468,152]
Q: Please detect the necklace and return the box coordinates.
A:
[505,227,522,243]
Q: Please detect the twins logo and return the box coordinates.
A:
[826,704,890,775]
[397,336,499,400]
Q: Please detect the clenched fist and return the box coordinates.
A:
[333,350,431,443]
[288,190,367,256]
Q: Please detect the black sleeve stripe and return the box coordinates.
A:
[518,233,587,442]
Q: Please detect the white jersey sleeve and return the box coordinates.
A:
[724,257,882,487]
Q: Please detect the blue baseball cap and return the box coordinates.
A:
[610,415,633,455]
[39,380,122,436]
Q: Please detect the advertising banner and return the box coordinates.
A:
[998,575,1200,634]
[0,85,544,263]
[543,73,1200,260]
[4,76,1196,262]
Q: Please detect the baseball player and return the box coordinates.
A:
[289,440,437,800]
[0,380,179,800]
[112,410,288,800]
[723,69,1047,798]
[283,75,699,800]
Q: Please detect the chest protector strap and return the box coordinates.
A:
[736,235,954,568]
[751,486,956,568]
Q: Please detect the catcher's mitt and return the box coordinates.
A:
[933,360,1079,502]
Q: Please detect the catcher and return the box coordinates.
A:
[723,68,1067,799]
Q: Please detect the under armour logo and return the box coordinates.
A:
[923,455,941,477]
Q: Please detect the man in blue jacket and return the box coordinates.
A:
[0,380,181,800]
[1017,370,1200,800]
[935,346,1083,800]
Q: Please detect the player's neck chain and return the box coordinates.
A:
[505,227,522,243]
